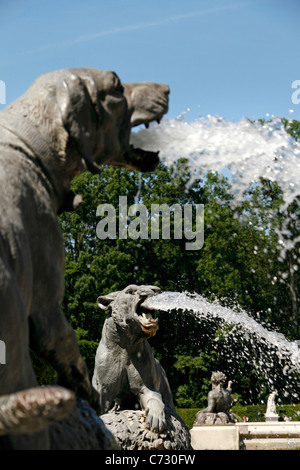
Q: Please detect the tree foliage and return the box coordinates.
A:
[52,120,300,406]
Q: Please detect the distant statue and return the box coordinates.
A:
[265,391,279,422]
[194,371,236,425]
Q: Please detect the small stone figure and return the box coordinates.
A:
[265,391,279,422]
[194,371,236,425]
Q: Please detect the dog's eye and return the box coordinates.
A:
[125,288,136,295]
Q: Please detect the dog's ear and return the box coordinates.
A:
[57,71,101,174]
[97,292,119,310]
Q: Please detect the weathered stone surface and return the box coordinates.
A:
[0,387,117,450]
[49,399,118,450]
[101,403,191,451]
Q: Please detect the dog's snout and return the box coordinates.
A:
[138,285,161,297]
[163,85,170,96]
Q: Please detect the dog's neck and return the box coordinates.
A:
[0,111,79,213]
[102,317,147,352]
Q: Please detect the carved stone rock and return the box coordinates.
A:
[101,403,191,450]
[194,411,235,425]
[0,386,117,450]
[49,399,118,450]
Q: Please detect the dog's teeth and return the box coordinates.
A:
[140,312,158,324]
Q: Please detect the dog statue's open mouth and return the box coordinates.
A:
[126,115,166,173]
[125,146,160,173]
[136,299,159,337]
[123,82,169,173]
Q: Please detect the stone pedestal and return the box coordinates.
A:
[265,414,279,422]
[190,425,240,450]
[190,421,300,450]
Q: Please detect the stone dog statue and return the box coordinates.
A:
[0,68,169,449]
[92,285,175,434]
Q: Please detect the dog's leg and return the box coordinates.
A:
[0,263,50,449]
[29,305,100,413]
[92,339,127,414]
[138,387,167,433]
[154,359,175,409]
[127,364,167,433]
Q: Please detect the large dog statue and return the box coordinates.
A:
[0,68,169,449]
[92,284,175,434]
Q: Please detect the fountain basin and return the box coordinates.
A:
[190,421,300,450]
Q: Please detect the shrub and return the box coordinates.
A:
[176,404,300,429]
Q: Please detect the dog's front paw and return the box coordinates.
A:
[145,399,166,433]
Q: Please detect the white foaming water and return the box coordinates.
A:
[131,113,300,206]
[145,291,300,399]
[133,112,300,398]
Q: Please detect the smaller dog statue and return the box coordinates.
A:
[92,284,174,434]
[92,284,191,450]
[194,371,236,425]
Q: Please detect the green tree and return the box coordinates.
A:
[55,133,300,403]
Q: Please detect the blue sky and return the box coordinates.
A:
[0,0,299,122]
